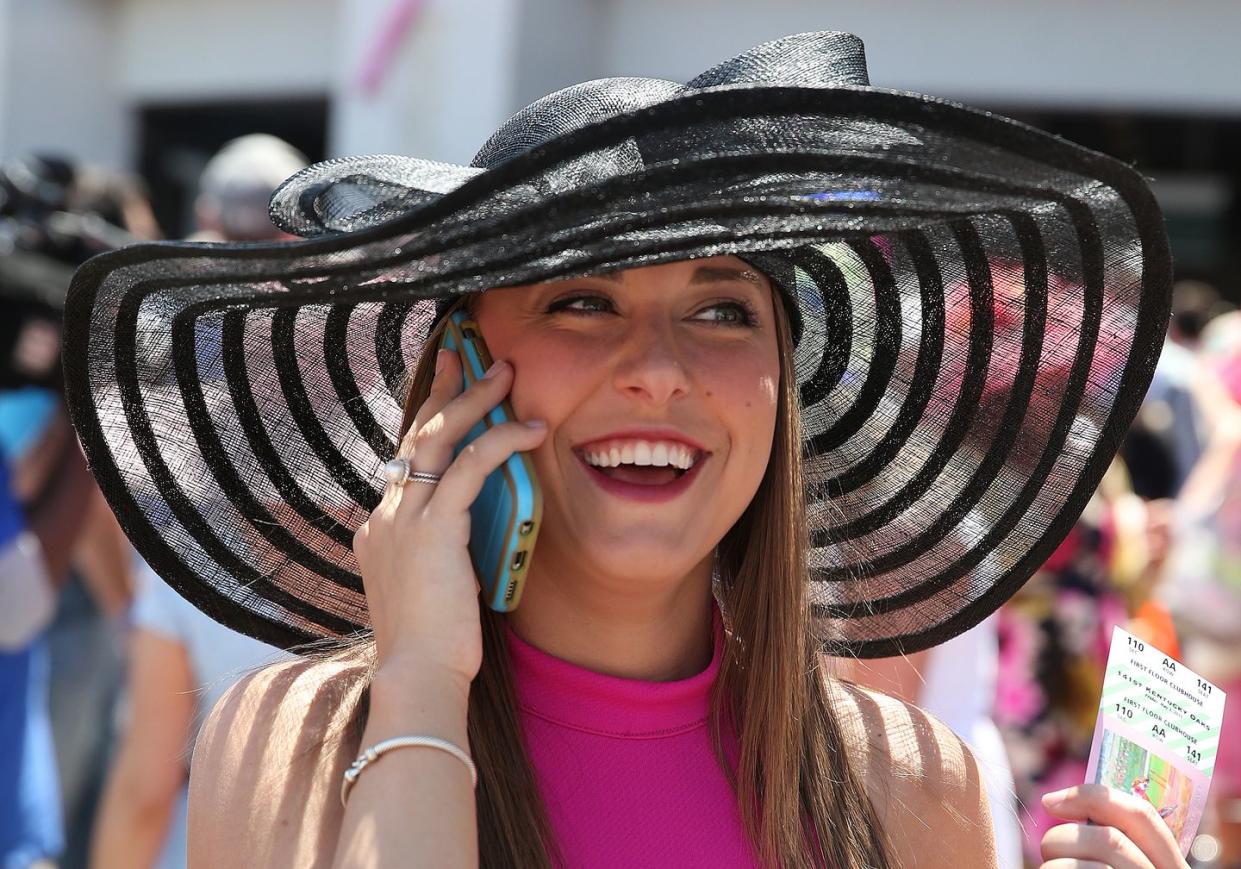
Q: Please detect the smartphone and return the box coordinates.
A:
[438,310,543,611]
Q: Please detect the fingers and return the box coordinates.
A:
[379,351,546,523]
[372,351,460,512]
[429,419,548,515]
[1041,785,1185,869]
[409,357,518,476]
[1039,861,1109,869]
[1040,822,1154,869]
[411,349,463,440]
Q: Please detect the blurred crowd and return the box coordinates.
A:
[0,137,300,869]
[0,134,1238,869]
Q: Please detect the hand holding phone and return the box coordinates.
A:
[438,311,543,611]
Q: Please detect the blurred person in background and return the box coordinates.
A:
[190,134,307,243]
[1162,313,1241,867]
[1125,279,1232,501]
[0,445,65,869]
[0,245,102,867]
[1122,280,1232,695]
[67,164,163,243]
[89,134,303,869]
[0,154,146,869]
[1168,279,1230,354]
[89,563,290,869]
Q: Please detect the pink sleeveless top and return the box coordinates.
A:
[504,607,759,867]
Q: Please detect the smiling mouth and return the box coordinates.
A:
[574,439,706,487]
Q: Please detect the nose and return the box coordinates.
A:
[611,317,692,405]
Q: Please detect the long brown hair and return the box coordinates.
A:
[379,287,890,867]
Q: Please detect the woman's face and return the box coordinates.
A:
[473,255,782,594]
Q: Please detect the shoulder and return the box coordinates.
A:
[826,676,998,869]
[188,654,368,869]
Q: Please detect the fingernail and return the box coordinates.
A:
[524,419,547,429]
[482,359,508,380]
[435,349,448,374]
[1042,788,1070,806]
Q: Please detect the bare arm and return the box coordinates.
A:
[190,350,541,868]
[831,680,998,869]
[71,488,135,619]
[188,659,361,869]
[330,666,477,868]
[92,629,196,869]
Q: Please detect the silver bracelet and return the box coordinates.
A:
[340,736,478,806]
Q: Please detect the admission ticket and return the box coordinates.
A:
[1084,627,1227,855]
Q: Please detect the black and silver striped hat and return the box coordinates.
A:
[62,31,1170,656]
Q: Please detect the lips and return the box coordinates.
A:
[595,463,682,485]
[574,451,709,504]
[569,429,713,503]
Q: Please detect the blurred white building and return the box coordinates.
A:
[1,0,1238,278]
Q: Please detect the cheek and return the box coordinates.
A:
[503,338,599,424]
[702,357,780,463]
[473,314,574,420]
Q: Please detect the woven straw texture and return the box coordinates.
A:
[63,33,1170,656]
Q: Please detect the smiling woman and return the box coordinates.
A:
[63,31,1174,869]
[472,258,780,617]
[348,261,907,867]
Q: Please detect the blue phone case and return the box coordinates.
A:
[439,312,543,611]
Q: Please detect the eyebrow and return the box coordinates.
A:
[689,266,764,288]
[587,266,763,287]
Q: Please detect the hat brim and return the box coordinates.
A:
[63,84,1170,656]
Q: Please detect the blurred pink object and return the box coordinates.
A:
[1024,762,1090,863]
[1216,353,1241,405]
[994,615,1044,726]
[359,0,428,96]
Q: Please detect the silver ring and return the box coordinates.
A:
[382,458,441,488]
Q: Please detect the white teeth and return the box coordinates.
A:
[582,439,700,469]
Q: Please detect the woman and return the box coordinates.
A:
[62,32,1184,867]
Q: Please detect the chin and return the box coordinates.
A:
[566,530,713,589]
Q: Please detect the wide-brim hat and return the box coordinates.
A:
[62,32,1170,657]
